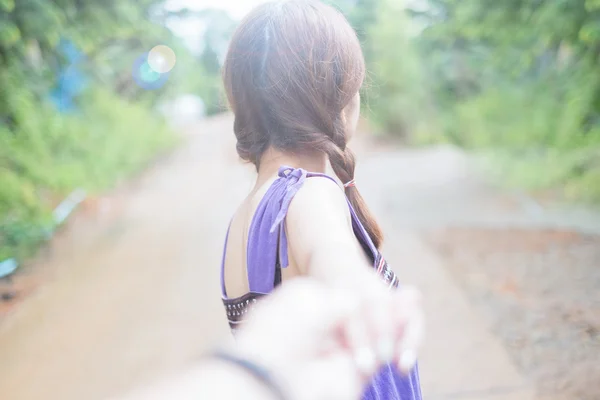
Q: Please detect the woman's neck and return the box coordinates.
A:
[256,147,327,184]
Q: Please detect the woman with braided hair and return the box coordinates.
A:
[219,1,423,399]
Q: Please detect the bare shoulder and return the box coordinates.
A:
[285,176,355,262]
[287,176,349,219]
[285,176,371,279]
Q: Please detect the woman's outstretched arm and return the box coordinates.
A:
[286,177,383,288]
[115,279,421,400]
[285,177,423,372]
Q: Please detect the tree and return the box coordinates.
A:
[409,0,600,200]
[0,0,199,260]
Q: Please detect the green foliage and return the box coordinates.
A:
[0,0,205,261]
[1,79,177,259]
[198,44,227,114]
[395,0,600,203]
[330,0,435,139]
[330,0,379,62]
[196,8,237,115]
[363,0,433,140]
[331,0,600,202]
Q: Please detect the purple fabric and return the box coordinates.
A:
[220,166,422,400]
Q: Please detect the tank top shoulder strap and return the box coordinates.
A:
[265,167,379,276]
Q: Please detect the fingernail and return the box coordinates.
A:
[398,349,416,373]
[355,347,377,376]
[377,338,395,363]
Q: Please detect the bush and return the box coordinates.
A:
[349,0,600,205]
[0,82,177,260]
[364,0,434,142]
[447,64,600,202]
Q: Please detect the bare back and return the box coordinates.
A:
[223,174,302,299]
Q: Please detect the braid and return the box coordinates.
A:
[324,119,384,249]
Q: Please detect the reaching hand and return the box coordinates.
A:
[117,277,424,400]
[234,277,424,400]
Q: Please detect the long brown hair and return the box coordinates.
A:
[222,0,383,248]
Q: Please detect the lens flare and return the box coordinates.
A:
[140,62,161,82]
[132,53,169,90]
[148,45,176,73]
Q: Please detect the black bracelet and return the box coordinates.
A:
[211,350,288,400]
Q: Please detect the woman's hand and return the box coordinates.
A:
[234,277,424,400]
[117,278,424,400]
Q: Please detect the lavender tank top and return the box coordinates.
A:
[220,166,422,400]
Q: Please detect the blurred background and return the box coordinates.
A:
[0,0,599,399]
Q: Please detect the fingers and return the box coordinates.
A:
[345,310,378,376]
[240,277,425,383]
[341,286,396,377]
[370,293,396,364]
[342,284,424,377]
[392,286,424,374]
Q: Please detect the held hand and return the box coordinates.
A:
[341,280,423,377]
[234,278,424,400]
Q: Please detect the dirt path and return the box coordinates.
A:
[0,114,556,400]
[0,114,249,399]
[426,228,600,400]
[357,141,600,399]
